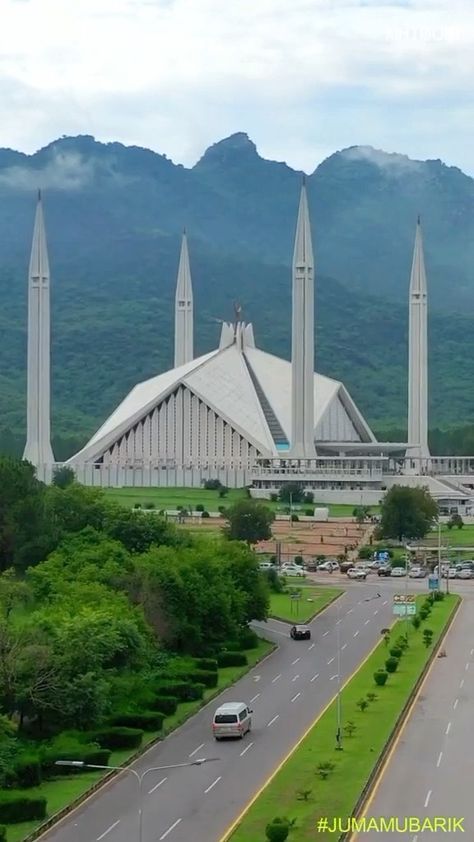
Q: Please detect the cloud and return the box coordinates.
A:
[0,0,473,174]
[340,145,425,175]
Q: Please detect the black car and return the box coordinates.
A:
[290,625,311,640]
[377,565,392,577]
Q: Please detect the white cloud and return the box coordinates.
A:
[0,0,473,173]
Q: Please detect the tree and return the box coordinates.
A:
[52,466,75,488]
[103,505,185,553]
[0,569,31,619]
[447,513,463,530]
[278,482,304,504]
[0,457,52,572]
[224,541,269,622]
[379,486,438,542]
[225,501,274,545]
[265,818,292,842]
[353,505,370,524]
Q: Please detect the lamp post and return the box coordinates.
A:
[437,520,442,589]
[335,598,342,750]
[55,757,218,842]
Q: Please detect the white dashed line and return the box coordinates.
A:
[291,692,301,702]
[97,821,120,841]
[323,631,329,637]
[446,721,452,735]
[267,714,279,727]
[327,657,335,665]
[272,674,281,683]
[364,619,370,625]
[347,608,354,614]
[189,743,205,758]
[341,643,347,650]
[159,818,182,839]
[291,657,301,665]
[330,674,339,681]
[459,679,464,690]
[465,662,469,671]
[354,630,360,637]
[308,643,315,651]
[240,741,254,757]
[413,835,418,842]
[204,776,221,794]
[250,693,260,703]
[471,648,474,656]
[383,600,388,605]
[310,673,319,682]
[373,609,379,615]
[424,789,432,808]
[453,698,459,710]
[149,777,167,794]
[292,675,300,682]
[437,751,443,768]
[336,619,342,625]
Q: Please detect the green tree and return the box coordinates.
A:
[0,457,52,572]
[223,541,269,622]
[225,501,274,545]
[379,486,438,542]
[278,482,304,504]
[52,466,75,488]
[45,484,108,537]
[103,505,185,553]
[265,818,291,842]
[0,569,31,619]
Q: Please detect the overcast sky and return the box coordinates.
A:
[1,0,473,174]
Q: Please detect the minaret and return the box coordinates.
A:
[23,191,55,469]
[174,231,193,367]
[406,216,430,461]
[289,179,316,458]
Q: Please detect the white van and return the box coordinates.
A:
[212,702,252,740]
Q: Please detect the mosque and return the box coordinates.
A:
[21,186,474,511]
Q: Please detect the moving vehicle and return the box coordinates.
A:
[281,564,305,577]
[347,567,367,580]
[290,624,311,640]
[212,702,252,740]
[390,567,406,577]
[317,560,339,572]
[409,566,426,578]
[377,564,392,577]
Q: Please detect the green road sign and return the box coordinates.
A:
[392,604,417,616]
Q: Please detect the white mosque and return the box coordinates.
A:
[21,185,474,511]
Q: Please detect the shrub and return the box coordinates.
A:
[423,629,434,648]
[13,754,42,788]
[389,647,402,659]
[385,657,399,673]
[155,681,193,700]
[92,727,143,750]
[374,670,388,686]
[196,504,205,512]
[358,545,372,559]
[143,502,155,509]
[419,608,430,621]
[187,670,218,688]
[202,510,210,518]
[108,712,165,731]
[290,513,299,522]
[220,640,242,652]
[188,683,206,700]
[316,761,335,780]
[434,590,445,601]
[238,628,259,650]
[152,696,178,716]
[412,616,421,629]
[305,508,314,516]
[356,698,368,712]
[294,555,304,566]
[265,817,291,842]
[133,503,141,509]
[270,493,278,502]
[217,652,248,668]
[0,794,47,823]
[344,721,357,737]
[0,826,5,841]
[194,657,218,671]
[40,737,111,778]
[395,635,409,650]
[366,692,378,703]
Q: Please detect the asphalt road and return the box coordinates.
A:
[41,580,395,842]
[353,589,474,841]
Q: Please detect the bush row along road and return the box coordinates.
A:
[40,581,394,842]
[352,589,474,841]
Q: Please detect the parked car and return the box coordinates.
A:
[409,566,426,578]
[390,567,406,577]
[304,560,319,571]
[281,564,305,577]
[457,568,474,579]
[339,560,354,573]
[317,560,340,572]
[259,561,274,571]
[377,564,392,577]
[212,702,252,740]
[347,567,367,580]
[290,624,311,640]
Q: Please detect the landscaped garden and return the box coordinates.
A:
[228,592,459,841]
[269,584,342,623]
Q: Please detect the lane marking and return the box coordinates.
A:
[327,657,335,665]
[250,693,260,703]
[330,674,339,680]
[291,675,300,682]
[97,821,120,841]
[149,777,167,794]
[413,836,418,842]
[446,721,452,735]
[291,657,301,665]
[465,662,469,671]
[308,643,315,651]
[373,609,379,615]
[364,619,370,626]
[424,789,432,808]
[459,679,464,689]
[347,608,354,614]
[353,630,360,638]
[267,714,279,727]
[310,673,319,682]
[336,619,342,625]
[323,631,330,637]
[471,648,474,656]
[383,600,388,605]
[341,643,347,650]
[291,692,301,702]
[436,751,443,768]
[453,698,459,710]
[160,818,182,839]
[204,776,222,794]
[189,743,205,758]
[240,742,254,757]
[272,674,281,683]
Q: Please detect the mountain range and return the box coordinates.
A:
[0,132,473,457]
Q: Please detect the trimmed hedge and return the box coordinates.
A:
[0,794,47,823]
[108,711,165,731]
[91,727,144,750]
[0,825,6,841]
[13,754,42,788]
[193,657,218,672]
[152,696,178,716]
[238,628,259,649]
[41,746,111,779]
[217,652,248,668]
[155,681,193,700]
[186,669,218,688]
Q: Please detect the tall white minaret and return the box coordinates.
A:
[23,191,55,469]
[174,230,193,367]
[289,179,316,458]
[406,216,430,460]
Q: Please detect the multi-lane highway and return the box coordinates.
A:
[352,587,474,841]
[41,579,395,842]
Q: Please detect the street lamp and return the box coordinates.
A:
[335,598,343,750]
[55,757,219,842]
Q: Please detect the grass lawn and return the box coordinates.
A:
[103,487,373,519]
[228,594,459,841]
[8,639,274,842]
[269,587,343,623]
[436,524,474,548]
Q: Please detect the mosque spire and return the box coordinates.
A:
[23,191,55,471]
[406,215,430,461]
[289,179,316,458]
[174,230,194,367]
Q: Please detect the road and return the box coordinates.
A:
[353,588,474,841]
[41,579,395,842]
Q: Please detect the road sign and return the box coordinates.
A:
[428,575,439,591]
[290,593,301,600]
[393,604,417,616]
[393,593,416,604]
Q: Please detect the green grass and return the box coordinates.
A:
[7,639,274,842]
[229,594,459,841]
[269,587,343,623]
[435,524,474,548]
